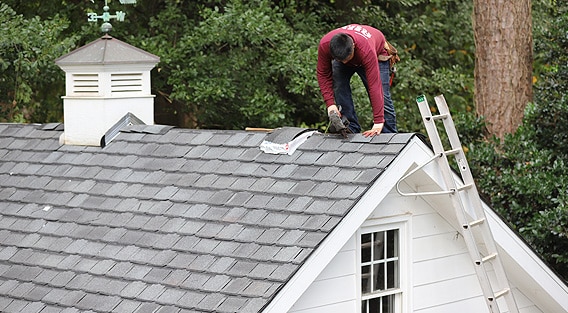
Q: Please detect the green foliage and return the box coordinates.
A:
[468,103,568,280]
[0,3,77,123]
[348,0,475,133]
[466,4,568,280]
[159,0,323,129]
[0,0,476,132]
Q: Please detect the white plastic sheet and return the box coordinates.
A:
[259,130,317,155]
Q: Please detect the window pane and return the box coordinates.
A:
[362,265,371,294]
[387,260,399,288]
[373,231,385,260]
[368,297,380,313]
[386,230,398,258]
[383,294,395,313]
[362,233,372,263]
[374,263,384,291]
[362,295,396,313]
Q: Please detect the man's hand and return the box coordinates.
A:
[363,123,384,137]
[327,104,340,116]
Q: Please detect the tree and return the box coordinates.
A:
[151,0,324,129]
[473,0,533,139]
[466,3,568,280]
[0,3,77,123]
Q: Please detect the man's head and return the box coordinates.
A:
[330,33,354,63]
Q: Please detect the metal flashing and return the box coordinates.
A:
[121,124,174,135]
[39,123,64,131]
[100,112,145,147]
[264,127,318,144]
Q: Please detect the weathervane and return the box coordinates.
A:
[87,0,137,33]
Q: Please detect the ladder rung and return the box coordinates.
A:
[456,183,474,192]
[425,113,449,121]
[463,218,485,229]
[444,148,462,156]
[488,288,510,301]
[448,184,473,194]
[475,253,498,265]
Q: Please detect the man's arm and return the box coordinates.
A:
[362,51,385,125]
[357,47,386,137]
[316,42,336,108]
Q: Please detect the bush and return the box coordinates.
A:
[468,100,568,280]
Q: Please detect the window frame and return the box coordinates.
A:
[357,218,410,313]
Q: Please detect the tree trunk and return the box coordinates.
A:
[473,0,533,139]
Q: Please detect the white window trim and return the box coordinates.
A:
[358,217,411,313]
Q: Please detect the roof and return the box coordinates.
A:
[55,35,160,66]
[0,123,414,313]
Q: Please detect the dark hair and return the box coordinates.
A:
[330,33,354,61]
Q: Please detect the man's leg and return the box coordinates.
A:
[379,61,397,133]
[332,60,361,133]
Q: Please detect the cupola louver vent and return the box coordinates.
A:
[72,73,99,95]
[111,73,143,94]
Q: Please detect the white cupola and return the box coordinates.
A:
[55,34,160,146]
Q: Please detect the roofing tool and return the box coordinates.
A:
[327,107,351,138]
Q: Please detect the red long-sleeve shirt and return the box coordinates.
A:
[317,24,389,124]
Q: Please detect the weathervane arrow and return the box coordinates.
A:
[87,0,137,33]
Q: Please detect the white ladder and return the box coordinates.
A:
[401,94,520,313]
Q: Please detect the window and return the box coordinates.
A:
[361,228,401,313]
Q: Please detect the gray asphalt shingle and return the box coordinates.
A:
[0,123,413,312]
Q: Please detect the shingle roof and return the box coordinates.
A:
[0,123,414,313]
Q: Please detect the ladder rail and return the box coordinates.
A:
[410,94,520,313]
[416,95,503,311]
[432,95,519,313]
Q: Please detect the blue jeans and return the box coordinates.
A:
[332,60,397,133]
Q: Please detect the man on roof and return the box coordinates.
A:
[317,24,398,137]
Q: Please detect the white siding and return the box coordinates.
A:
[287,187,549,313]
[288,190,412,313]
[514,290,544,313]
[62,97,155,146]
[409,194,548,313]
[413,296,487,313]
[409,194,496,312]
[288,235,358,313]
